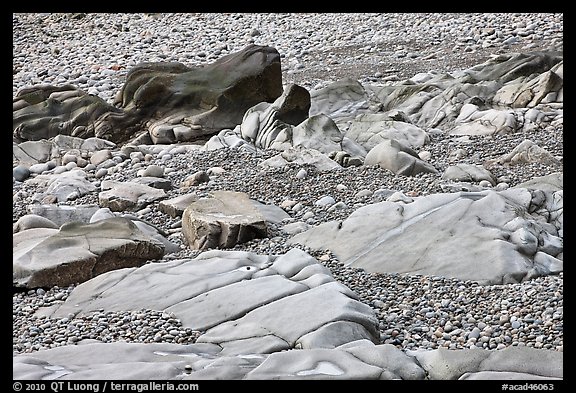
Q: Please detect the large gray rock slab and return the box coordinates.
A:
[514,172,563,192]
[46,248,379,355]
[309,78,370,125]
[247,341,425,380]
[13,140,53,165]
[13,217,165,288]
[290,189,563,284]
[181,191,267,250]
[485,139,561,167]
[259,147,342,171]
[13,339,562,380]
[99,180,166,212]
[13,341,226,380]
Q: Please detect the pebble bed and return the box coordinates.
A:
[13,13,563,354]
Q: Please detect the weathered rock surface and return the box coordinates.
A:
[345,112,430,152]
[43,248,379,354]
[28,170,97,202]
[13,340,561,380]
[13,45,283,145]
[26,204,100,226]
[13,217,165,288]
[290,188,563,284]
[366,51,563,135]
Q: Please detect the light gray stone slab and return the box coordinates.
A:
[290,189,562,284]
[13,217,165,288]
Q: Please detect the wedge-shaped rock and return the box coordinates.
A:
[13,217,165,288]
[485,139,561,167]
[46,248,379,355]
[290,189,562,284]
[182,191,267,250]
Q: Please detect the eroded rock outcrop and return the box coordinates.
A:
[13,45,283,145]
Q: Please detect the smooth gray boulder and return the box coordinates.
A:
[13,217,165,288]
[514,172,563,192]
[290,189,563,284]
[364,138,438,176]
[181,191,267,250]
[13,214,58,233]
[345,112,430,152]
[45,248,379,355]
[409,346,563,380]
[441,163,496,185]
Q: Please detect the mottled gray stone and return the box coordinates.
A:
[442,163,496,185]
[346,112,430,152]
[259,147,342,171]
[514,172,563,192]
[30,170,97,202]
[182,191,267,250]
[410,346,563,380]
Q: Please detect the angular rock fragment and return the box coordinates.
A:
[182,191,267,250]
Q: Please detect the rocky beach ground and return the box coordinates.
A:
[13,13,563,380]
